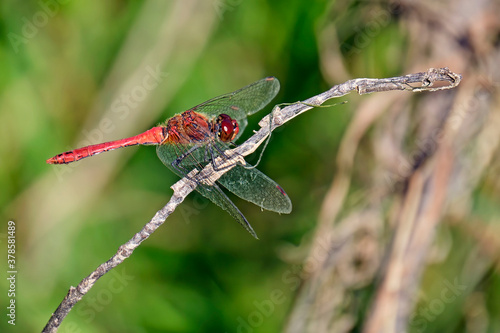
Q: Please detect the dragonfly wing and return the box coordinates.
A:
[157,142,207,172]
[194,182,258,239]
[217,164,292,214]
[191,77,280,140]
[156,144,258,239]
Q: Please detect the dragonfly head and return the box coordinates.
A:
[216,114,239,142]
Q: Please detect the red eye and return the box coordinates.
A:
[217,114,239,142]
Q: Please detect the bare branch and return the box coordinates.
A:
[42,67,461,332]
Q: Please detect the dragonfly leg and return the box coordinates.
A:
[210,143,242,173]
[170,145,205,184]
[170,144,227,187]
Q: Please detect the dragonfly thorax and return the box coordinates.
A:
[216,114,239,142]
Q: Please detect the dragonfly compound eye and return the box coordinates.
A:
[217,114,239,142]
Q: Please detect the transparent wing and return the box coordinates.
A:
[190,77,280,140]
[157,141,291,215]
[156,143,259,238]
[194,181,258,239]
[156,139,233,174]
[217,164,292,214]
[157,142,208,173]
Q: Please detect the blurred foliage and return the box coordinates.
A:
[0,1,499,333]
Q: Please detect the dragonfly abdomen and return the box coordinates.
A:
[46,127,167,164]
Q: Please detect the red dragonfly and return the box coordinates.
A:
[47,77,292,238]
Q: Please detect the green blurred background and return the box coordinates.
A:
[1,1,499,332]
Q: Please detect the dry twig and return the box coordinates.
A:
[42,68,460,332]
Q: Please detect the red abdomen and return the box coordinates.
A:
[46,127,167,164]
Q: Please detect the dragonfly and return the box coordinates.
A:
[47,77,292,238]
